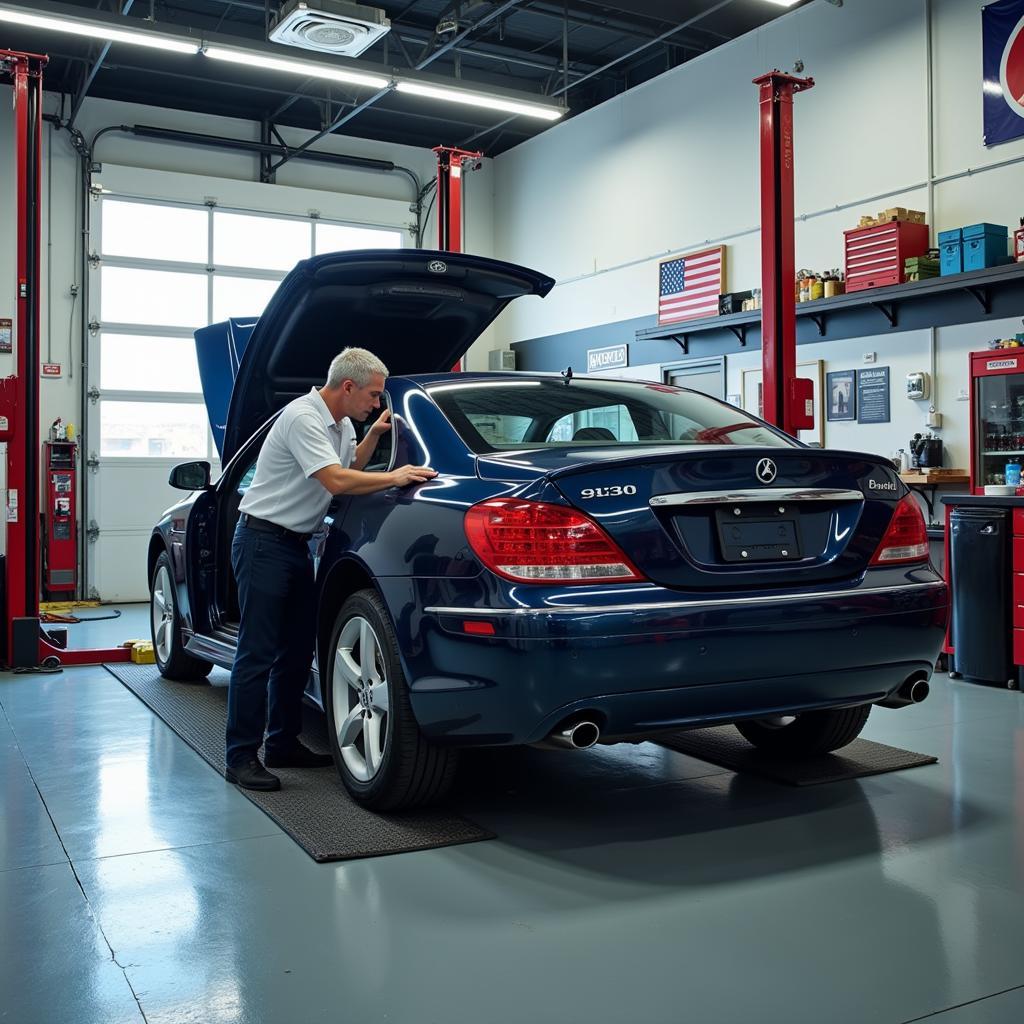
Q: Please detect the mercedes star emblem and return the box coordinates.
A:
[428,260,448,273]
[756,457,777,484]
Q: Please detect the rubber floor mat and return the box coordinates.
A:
[655,725,937,785]
[104,663,493,862]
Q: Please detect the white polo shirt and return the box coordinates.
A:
[238,388,357,534]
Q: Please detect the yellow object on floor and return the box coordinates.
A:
[129,641,156,665]
[39,600,102,612]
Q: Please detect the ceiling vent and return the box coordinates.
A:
[269,0,391,58]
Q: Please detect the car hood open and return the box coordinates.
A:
[218,249,554,463]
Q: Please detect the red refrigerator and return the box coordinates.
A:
[970,349,1024,493]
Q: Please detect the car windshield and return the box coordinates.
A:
[427,377,794,454]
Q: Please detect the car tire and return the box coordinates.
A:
[150,551,212,682]
[323,588,458,811]
[735,704,871,757]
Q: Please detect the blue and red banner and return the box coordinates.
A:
[983,0,1024,146]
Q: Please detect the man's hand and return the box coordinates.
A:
[390,464,437,487]
[369,409,393,439]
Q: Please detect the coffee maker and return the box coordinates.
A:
[910,432,943,469]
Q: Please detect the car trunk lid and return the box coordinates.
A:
[522,447,905,589]
[218,250,554,462]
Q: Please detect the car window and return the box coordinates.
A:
[427,378,793,454]
[465,413,532,446]
[236,462,257,494]
[548,405,639,443]
[360,400,394,472]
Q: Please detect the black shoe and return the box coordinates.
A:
[225,758,281,791]
[264,742,334,769]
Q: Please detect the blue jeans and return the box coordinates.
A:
[225,522,317,768]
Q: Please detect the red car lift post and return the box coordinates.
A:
[433,146,482,371]
[1,49,128,667]
[754,71,815,435]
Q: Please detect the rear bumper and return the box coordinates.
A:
[397,576,947,745]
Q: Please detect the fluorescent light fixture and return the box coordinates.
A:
[762,1,801,6]
[203,46,390,90]
[395,80,565,121]
[0,6,200,54]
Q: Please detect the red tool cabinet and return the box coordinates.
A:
[844,221,929,292]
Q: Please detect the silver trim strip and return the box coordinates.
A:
[424,581,945,618]
[650,488,864,507]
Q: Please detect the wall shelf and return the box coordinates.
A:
[636,262,1024,353]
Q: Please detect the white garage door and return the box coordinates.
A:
[86,195,403,601]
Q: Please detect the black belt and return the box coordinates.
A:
[240,514,312,544]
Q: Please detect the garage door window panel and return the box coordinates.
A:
[212,276,284,322]
[101,200,209,263]
[100,401,209,458]
[101,266,208,329]
[213,211,312,271]
[99,334,202,393]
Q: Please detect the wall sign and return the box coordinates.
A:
[983,0,1024,147]
[586,344,628,373]
[857,366,891,424]
[0,318,11,354]
[826,370,857,421]
[41,363,62,378]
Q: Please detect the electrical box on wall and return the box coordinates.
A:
[488,350,516,371]
[906,371,930,400]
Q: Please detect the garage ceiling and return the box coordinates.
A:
[3,0,812,155]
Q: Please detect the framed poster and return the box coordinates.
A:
[826,369,857,421]
[983,0,1024,147]
[657,246,726,325]
[857,366,891,423]
[741,360,825,446]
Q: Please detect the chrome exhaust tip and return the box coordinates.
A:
[877,672,930,709]
[533,718,602,750]
[907,677,930,704]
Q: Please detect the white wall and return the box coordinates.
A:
[0,88,497,436]
[490,0,1024,470]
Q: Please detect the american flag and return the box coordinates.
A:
[658,247,724,325]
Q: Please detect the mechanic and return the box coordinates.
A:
[225,347,437,792]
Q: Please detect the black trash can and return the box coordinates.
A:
[950,506,1012,686]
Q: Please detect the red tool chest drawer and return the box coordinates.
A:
[1014,508,1024,535]
[1014,537,1024,570]
[1014,629,1024,666]
[1014,573,1024,610]
[843,221,929,293]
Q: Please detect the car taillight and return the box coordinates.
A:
[870,494,929,565]
[464,498,645,584]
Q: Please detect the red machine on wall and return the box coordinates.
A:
[968,348,1024,493]
[42,440,77,598]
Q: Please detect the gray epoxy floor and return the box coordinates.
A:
[3,606,1024,1023]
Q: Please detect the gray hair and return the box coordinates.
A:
[325,347,389,389]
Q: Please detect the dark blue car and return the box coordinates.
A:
[149,250,948,810]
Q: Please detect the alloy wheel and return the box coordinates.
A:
[151,564,174,664]
[332,616,390,782]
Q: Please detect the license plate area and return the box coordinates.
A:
[715,502,803,562]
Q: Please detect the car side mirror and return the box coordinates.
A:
[169,461,211,491]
